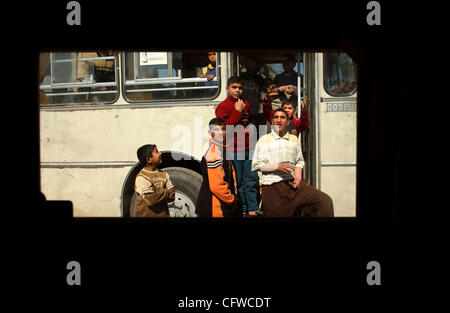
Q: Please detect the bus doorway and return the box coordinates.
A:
[236,51,315,185]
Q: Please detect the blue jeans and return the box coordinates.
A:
[231,149,260,213]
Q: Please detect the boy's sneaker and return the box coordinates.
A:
[254,209,264,216]
[243,210,264,217]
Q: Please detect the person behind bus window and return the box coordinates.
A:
[199,52,217,97]
[76,51,114,102]
[270,54,301,109]
[215,77,260,217]
[134,144,175,217]
[263,95,310,137]
[195,118,240,218]
[251,108,333,217]
[200,52,217,84]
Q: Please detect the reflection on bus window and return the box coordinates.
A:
[123,51,220,102]
[39,52,118,106]
[323,52,356,97]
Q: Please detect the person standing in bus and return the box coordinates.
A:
[239,56,271,126]
[134,144,175,217]
[270,54,301,109]
[251,108,333,217]
[215,77,260,217]
[195,118,240,218]
[263,96,310,136]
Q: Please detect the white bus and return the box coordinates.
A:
[39,50,357,217]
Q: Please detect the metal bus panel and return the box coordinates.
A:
[320,166,356,217]
[316,53,357,217]
[41,167,131,217]
[40,105,217,163]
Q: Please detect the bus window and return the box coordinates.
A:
[323,52,356,97]
[123,51,220,102]
[39,52,118,106]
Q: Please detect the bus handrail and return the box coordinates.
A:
[125,77,218,86]
[40,82,117,90]
[44,90,117,97]
[126,86,218,93]
[52,56,116,63]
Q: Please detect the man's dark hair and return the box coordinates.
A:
[137,144,157,164]
[246,56,259,64]
[284,54,296,63]
[272,107,288,119]
[227,76,242,87]
[208,117,225,130]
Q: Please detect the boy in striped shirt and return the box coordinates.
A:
[133,144,175,217]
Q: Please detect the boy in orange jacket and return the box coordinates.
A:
[195,118,240,217]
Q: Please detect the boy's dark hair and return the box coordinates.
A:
[272,108,288,119]
[282,97,298,110]
[208,117,225,130]
[137,144,157,164]
[227,76,242,87]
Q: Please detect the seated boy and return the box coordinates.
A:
[134,144,175,217]
[263,94,310,136]
[195,118,240,218]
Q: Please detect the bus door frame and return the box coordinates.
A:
[301,52,318,188]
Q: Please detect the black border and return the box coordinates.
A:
[20,0,420,308]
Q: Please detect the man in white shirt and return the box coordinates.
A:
[251,108,334,217]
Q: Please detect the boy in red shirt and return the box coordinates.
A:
[215,77,259,217]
